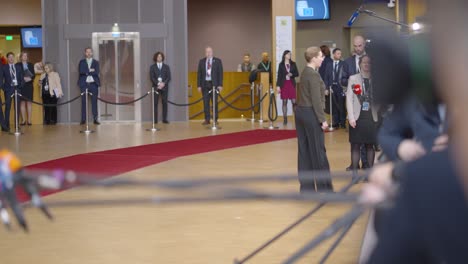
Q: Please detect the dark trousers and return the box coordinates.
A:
[295,106,333,192]
[202,81,218,121]
[154,88,168,123]
[3,88,20,129]
[80,83,98,122]
[0,93,6,129]
[42,92,58,124]
[331,85,346,126]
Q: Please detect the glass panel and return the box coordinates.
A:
[116,39,135,121]
[98,39,117,121]
[93,32,139,122]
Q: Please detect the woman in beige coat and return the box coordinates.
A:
[40,62,63,125]
[346,55,379,170]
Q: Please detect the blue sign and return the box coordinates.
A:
[296,0,330,21]
[20,27,42,48]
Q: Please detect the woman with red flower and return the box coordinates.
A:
[346,55,379,170]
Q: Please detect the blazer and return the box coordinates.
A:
[197,57,223,88]
[1,63,24,92]
[368,150,468,264]
[15,62,35,83]
[78,58,100,88]
[324,60,345,90]
[297,66,327,123]
[40,71,64,97]
[341,55,359,87]
[276,61,299,88]
[150,63,171,90]
[378,99,443,161]
[346,73,379,122]
[318,56,333,82]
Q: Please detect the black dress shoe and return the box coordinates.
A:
[340,124,346,129]
[80,121,86,125]
[1,127,9,132]
[163,120,169,124]
[202,120,210,125]
[346,165,360,171]
[27,122,32,126]
[332,123,340,128]
[94,120,101,125]
[20,122,26,126]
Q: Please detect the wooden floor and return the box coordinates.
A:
[0,120,366,264]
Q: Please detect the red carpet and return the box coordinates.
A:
[20,129,297,201]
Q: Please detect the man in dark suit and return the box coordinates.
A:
[325,48,346,129]
[197,46,223,125]
[0,64,6,132]
[78,47,100,125]
[1,52,24,131]
[365,149,468,264]
[150,51,171,124]
[342,35,369,170]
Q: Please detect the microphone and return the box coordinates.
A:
[347,7,362,27]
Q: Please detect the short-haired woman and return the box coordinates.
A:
[276,50,299,125]
[150,51,172,124]
[346,55,379,170]
[40,63,64,124]
[295,46,334,192]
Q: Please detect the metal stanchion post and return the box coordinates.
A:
[80,88,94,134]
[328,89,335,132]
[10,88,22,136]
[264,85,279,130]
[209,86,221,130]
[147,87,160,132]
[246,82,256,122]
[256,84,265,123]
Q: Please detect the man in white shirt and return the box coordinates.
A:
[1,52,24,131]
[78,47,101,125]
[197,47,223,125]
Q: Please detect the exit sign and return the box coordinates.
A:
[5,36,13,40]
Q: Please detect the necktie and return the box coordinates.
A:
[356,56,361,73]
[333,62,338,81]
[207,59,211,78]
[10,65,16,83]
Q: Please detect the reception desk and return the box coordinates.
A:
[188,72,252,120]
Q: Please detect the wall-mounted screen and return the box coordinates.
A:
[21,27,43,48]
[295,0,330,21]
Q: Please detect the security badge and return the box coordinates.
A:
[362,101,370,111]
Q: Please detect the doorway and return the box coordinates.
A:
[92,32,141,122]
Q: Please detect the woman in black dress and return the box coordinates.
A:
[16,51,35,125]
[276,50,299,125]
[346,55,379,170]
